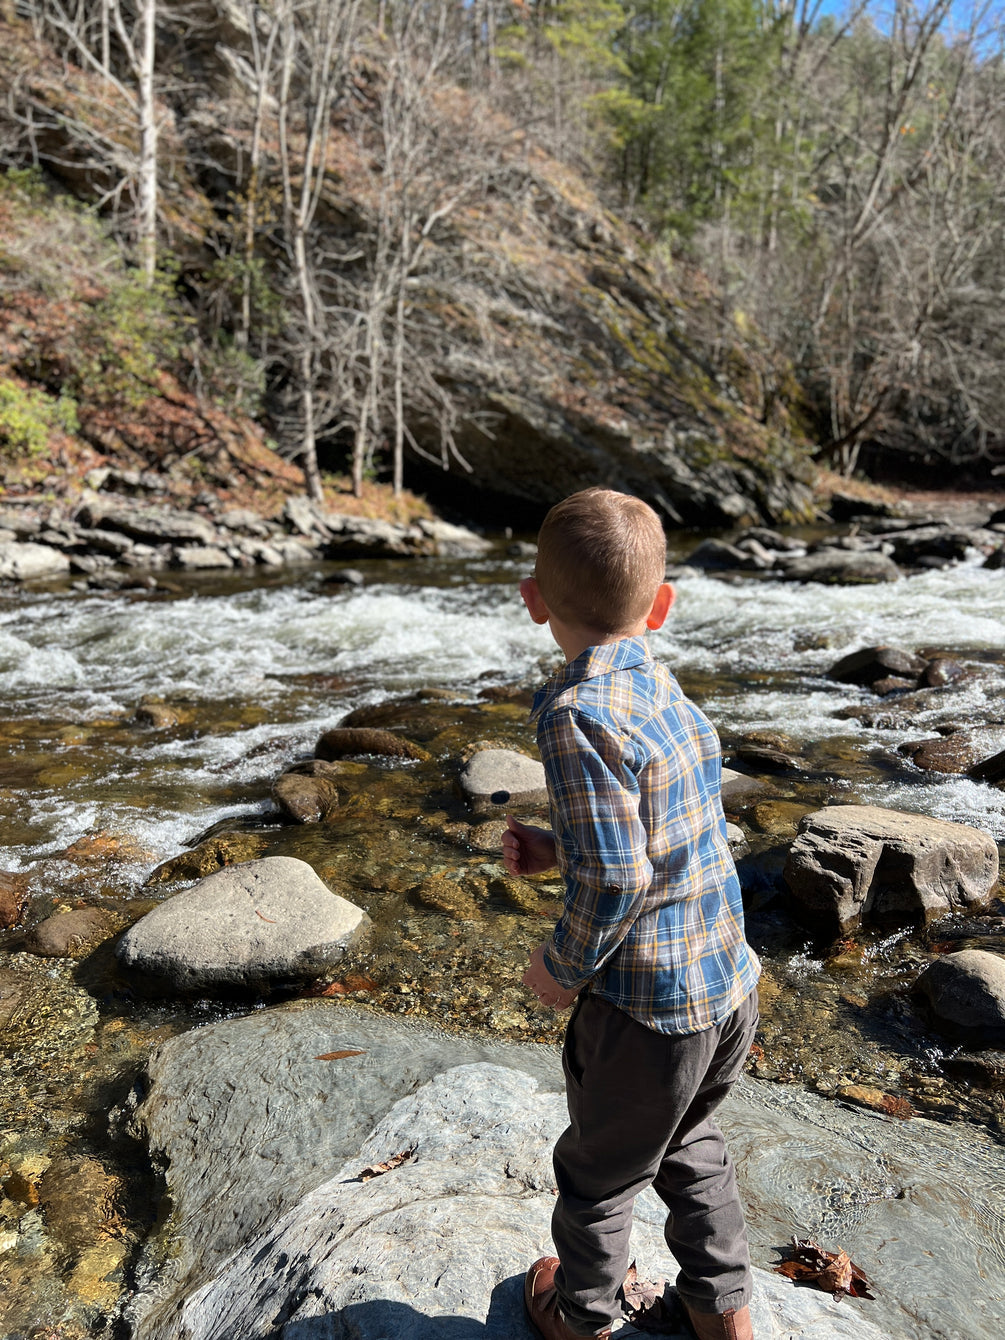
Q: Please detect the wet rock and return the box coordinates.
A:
[832,703,915,729]
[489,874,547,914]
[124,1004,1000,1340]
[970,748,1005,784]
[0,541,72,580]
[779,549,901,584]
[984,545,1005,569]
[272,762,343,823]
[916,949,1005,1032]
[827,491,901,521]
[316,726,430,762]
[457,748,548,812]
[724,823,750,859]
[323,567,365,587]
[0,871,28,929]
[720,768,770,809]
[871,675,917,696]
[120,856,371,991]
[900,729,1005,775]
[134,699,182,728]
[323,513,432,558]
[784,804,999,932]
[880,525,989,566]
[827,645,928,688]
[683,538,759,570]
[24,907,119,958]
[171,545,235,570]
[145,832,270,884]
[732,743,806,773]
[411,873,482,920]
[923,657,966,687]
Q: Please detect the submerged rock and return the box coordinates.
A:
[916,949,1005,1033]
[784,804,999,932]
[24,907,119,958]
[0,871,28,929]
[145,831,270,884]
[272,760,344,823]
[118,856,370,991]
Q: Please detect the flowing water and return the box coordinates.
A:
[1,535,1004,1337]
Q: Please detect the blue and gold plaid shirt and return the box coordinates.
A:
[532,635,759,1035]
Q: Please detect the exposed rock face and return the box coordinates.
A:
[458,748,548,812]
[783,805,999,932]
[779,549,901,584]
[118,856,370,990]
[123,1003,1005,1340]
[916,950,1005,1032]
[0,541,71,580]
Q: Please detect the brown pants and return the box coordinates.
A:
[551,990,759,1336]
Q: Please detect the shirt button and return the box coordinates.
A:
[606,883,623,894]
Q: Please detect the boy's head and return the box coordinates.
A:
[529,488,669,637]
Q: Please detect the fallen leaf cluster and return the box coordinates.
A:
[774,1237,875,1299]
[355,1148,415,1182]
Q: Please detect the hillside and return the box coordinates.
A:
[0,8,819,526]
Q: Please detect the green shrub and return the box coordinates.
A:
[0,378,78,460]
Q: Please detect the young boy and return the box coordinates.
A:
[502,488,760,1340]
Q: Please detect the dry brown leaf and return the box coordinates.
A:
[314,1049,366,1061]
[622,1261,683,1333]
[774,1237,875,1299]
[356,1147,415,1182]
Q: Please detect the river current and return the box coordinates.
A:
[1,537,1004,1338]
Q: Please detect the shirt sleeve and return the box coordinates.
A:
[537,704,654,990]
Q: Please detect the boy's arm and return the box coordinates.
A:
[538,705,653,992]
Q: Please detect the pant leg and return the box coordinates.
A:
[652,990,759,1314]
[550,991,757,1335]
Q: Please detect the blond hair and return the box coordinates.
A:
[535,488,666,634]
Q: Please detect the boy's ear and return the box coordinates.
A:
[520,576,551,625]
[646,583,675,630]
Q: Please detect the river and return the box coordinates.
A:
[0,535,1003,1336]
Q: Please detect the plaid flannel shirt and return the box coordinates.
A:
[532,635,759,1035]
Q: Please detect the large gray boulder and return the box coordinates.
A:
[0,541,71,580]
[116,856,369,991]
[122,1003,1005,1340]
[458,749,548,812]
[916,949,1005,1032]
[780,550,901,584]
[784,805,999,932]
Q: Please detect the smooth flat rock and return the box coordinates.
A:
[784,804,999,931]
[171,545,235,570]
[916,949,1005,1032]
[720,768,770,809]
[0,541,71,580]
[458,749,548,812]
[827,645,927,687]
[117,856,370,991]
[123,1004,1005,1340]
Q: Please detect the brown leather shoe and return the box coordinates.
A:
[523,1256,612,1340]
[683,1302,753,1340]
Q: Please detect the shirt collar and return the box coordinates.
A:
[530,634,652,721]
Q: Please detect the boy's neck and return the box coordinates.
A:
[550,616,647,665]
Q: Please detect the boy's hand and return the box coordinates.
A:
[522,944,580,1010]
[502,815,557,877]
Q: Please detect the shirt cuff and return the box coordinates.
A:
[542,941,592,992]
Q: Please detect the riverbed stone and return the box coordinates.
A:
[720,767,770,809]
[272,761,344,823]
[144,831,270,884]
[316,726,430,762]
[916,949,1005,1032]
[784,804,999,932]
[458,748,548,812]
[900,728,1005,775]
[827,645,928,688]
[118,856,370,991]
[779,549,901,584]
[123,1003,1005,1340]
[0,541,72,580]
[171,544,234,570]
[970,747,1005,784]
[0,871,28,929]
[24,908,119,958]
